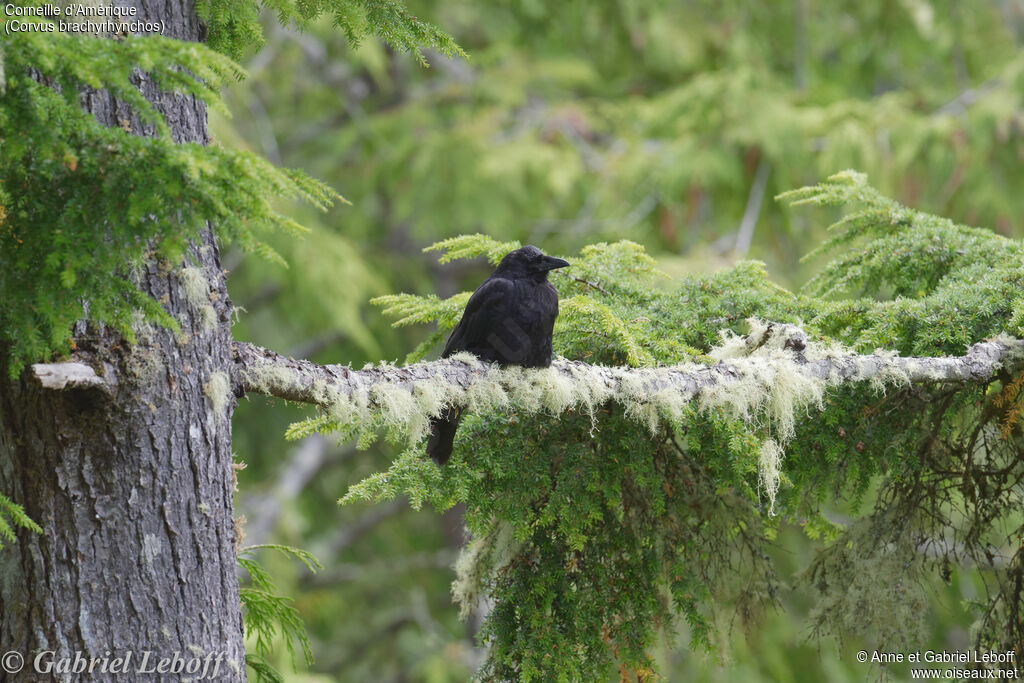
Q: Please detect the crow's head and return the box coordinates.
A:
[494,245,570,281]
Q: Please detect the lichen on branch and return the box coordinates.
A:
[234,326,1024,510]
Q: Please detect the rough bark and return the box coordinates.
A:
[0,1,246,680]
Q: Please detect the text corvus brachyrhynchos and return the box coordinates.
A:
[426,245,570,464]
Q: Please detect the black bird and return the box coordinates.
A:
[426,245,570,464]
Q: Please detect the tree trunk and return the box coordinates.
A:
[0,1,246,680]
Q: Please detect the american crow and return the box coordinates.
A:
[426,245,570,464]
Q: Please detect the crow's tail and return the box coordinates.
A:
[426,407,463,465]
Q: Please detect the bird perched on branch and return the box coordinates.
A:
[427,245,570,464]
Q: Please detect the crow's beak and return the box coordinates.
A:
[543,256,570,271]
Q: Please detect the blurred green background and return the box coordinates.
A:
[214,1,1024,680]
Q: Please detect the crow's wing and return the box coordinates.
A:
[442,276,513,358]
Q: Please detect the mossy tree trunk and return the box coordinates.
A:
[0,1,247,679]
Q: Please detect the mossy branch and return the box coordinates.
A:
[230,326,1024,514]
[231,330,1024,439]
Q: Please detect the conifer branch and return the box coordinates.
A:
[232,334,1024,411]
[28,331,1024,404]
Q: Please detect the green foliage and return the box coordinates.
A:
[326,236,801,679]
[782,170,1024,354]
[244,654,285,683]
[230,225,389,358]
[0,493,42,550]
[198,0,465,62]
[0,33,338,377]
[424,234,522,266]
[238,544,322,682]
[226,0,1024,287]
[372,291,471,331]
[303,180,1024,680]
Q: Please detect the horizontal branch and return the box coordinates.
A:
[234,325,1024,514]
[233,331,1024,412]
[27,328,1023,409]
